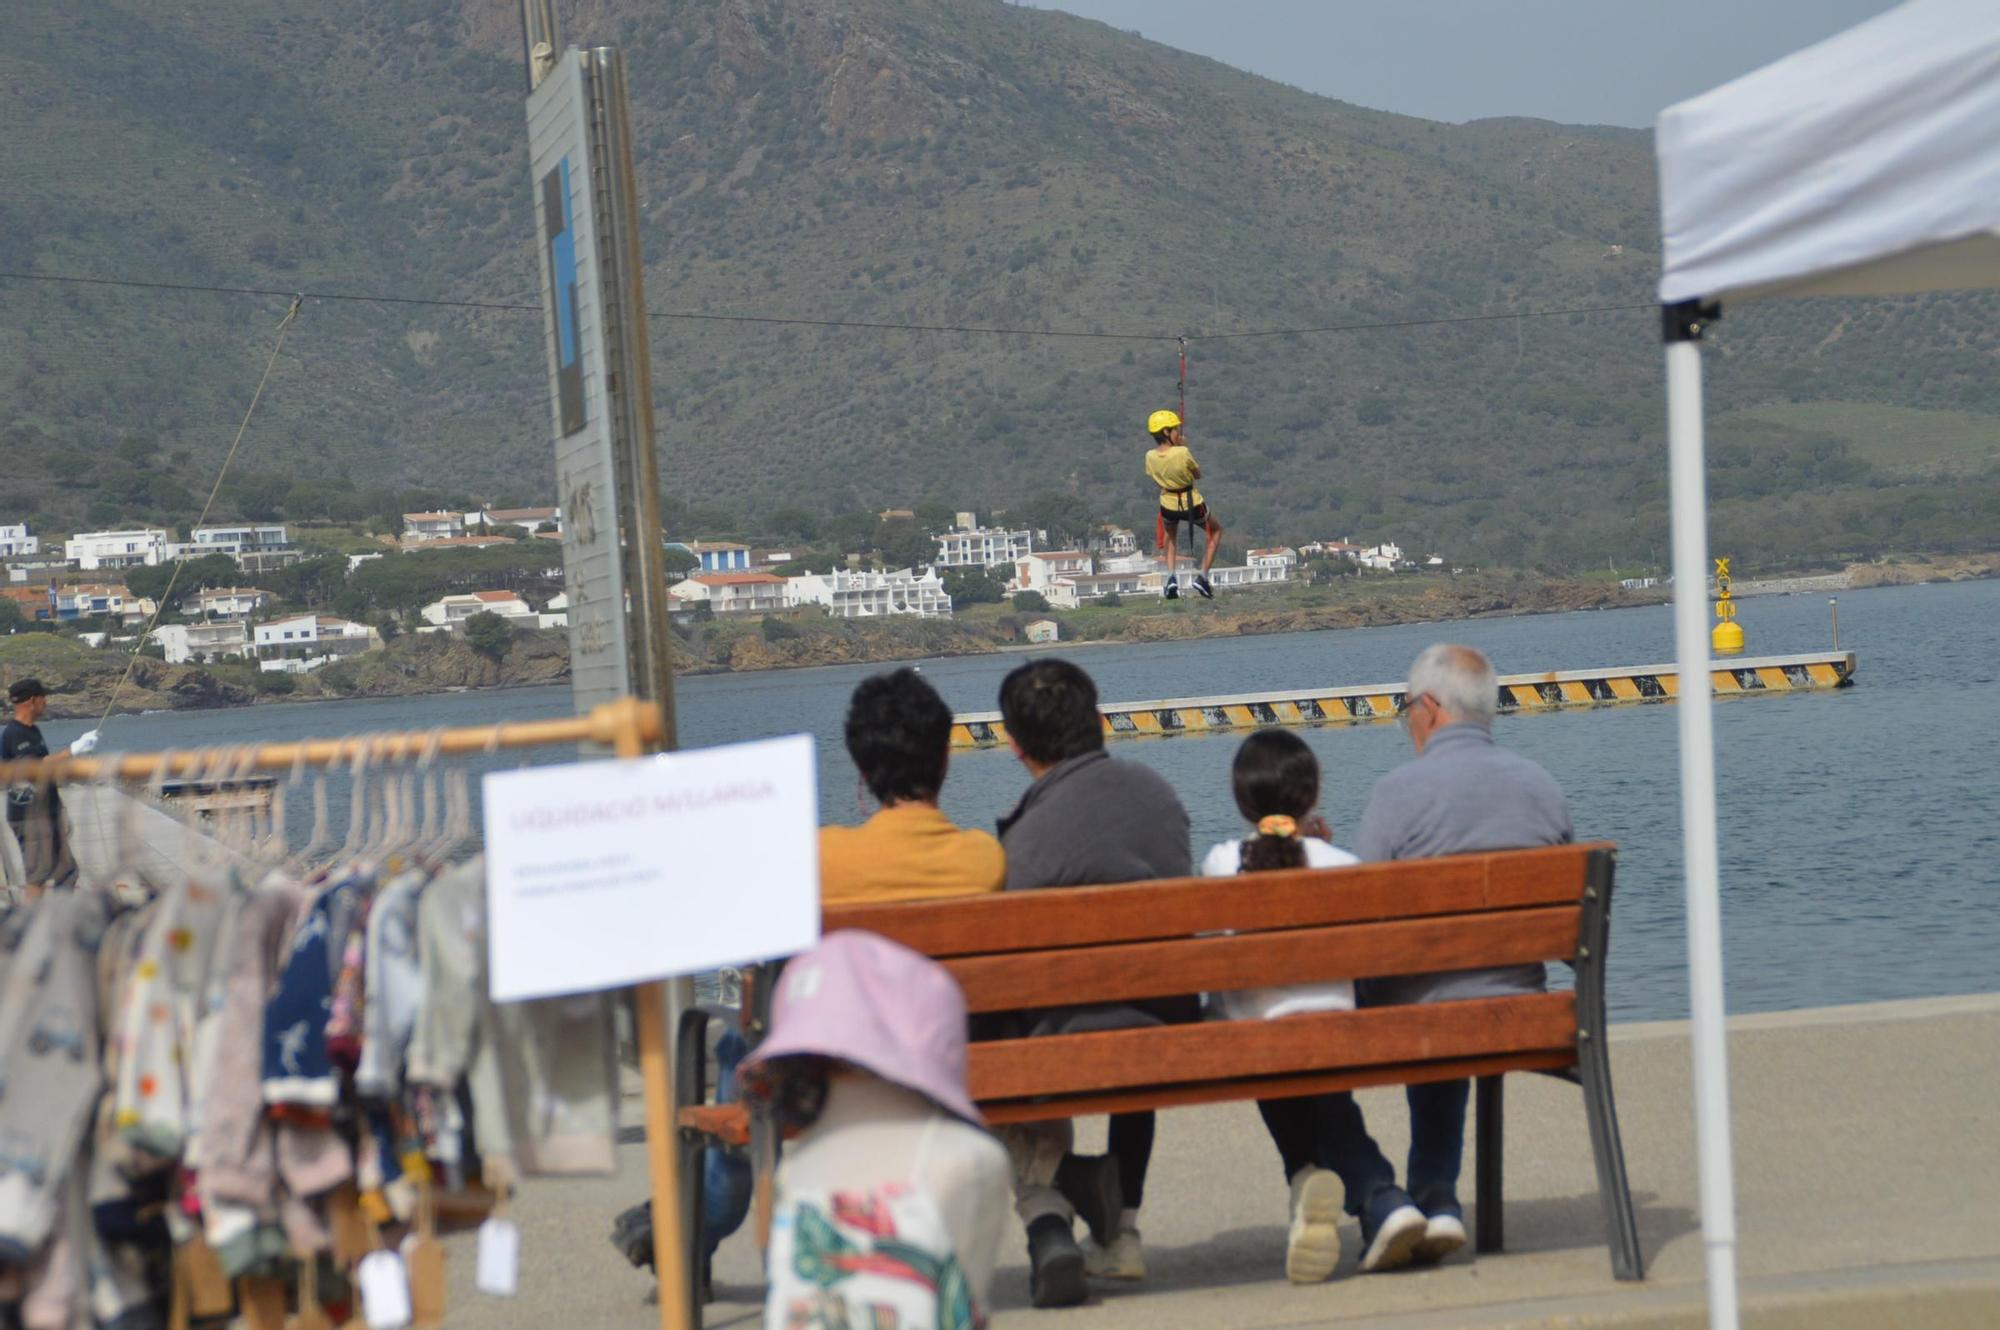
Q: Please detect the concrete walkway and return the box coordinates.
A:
[441,993,2000,1328]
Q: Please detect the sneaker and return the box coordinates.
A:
[1054,1153,1123,1249]
[1413,1193,1467,1265]
[1164,580,1180,600]
[1357,1186,1427,1274]
[1193,573,1213,599]
[1284,1168,1343,1284]
[1083,1227,1145,1281]
[1026,1215,1088,1308]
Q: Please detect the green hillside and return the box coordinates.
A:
[3,0,1996,574]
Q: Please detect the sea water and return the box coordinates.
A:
[62,578,2000,1022]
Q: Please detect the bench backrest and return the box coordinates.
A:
[823,842,1613,1015]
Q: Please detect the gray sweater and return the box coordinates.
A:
[1354,723,1573,1006]
[998,749,1192,892]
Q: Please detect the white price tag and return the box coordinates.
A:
[476,1217,520,1297]
[357,1250,412,1330]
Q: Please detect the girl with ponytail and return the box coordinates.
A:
[1200,728,1361,1019]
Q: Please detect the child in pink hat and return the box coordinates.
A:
[744,931,1010,1327]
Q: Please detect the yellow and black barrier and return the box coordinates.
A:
[948,651,1856,749]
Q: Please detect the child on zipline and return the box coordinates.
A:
[1144,409,1223,599]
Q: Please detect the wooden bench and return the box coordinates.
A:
[675,841,1642,1308]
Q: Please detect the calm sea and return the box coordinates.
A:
[52,578,1999,1022]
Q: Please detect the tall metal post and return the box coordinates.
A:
[519,7,691,1328]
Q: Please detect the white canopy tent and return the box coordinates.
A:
[1654,2,2000,1325]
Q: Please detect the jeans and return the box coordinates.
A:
[1257,1079,1471,1214]
[701,1028,752,1256]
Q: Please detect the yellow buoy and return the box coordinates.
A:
[1711,555,1744,654]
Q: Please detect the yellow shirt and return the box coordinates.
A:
[1144,445,1204,511]
[818,805,1006,906]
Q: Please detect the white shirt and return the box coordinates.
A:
[774,1075,1011,1307]
[1200,836,1362,1021]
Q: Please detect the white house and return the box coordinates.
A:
[1248,547,1299,570]
[49,584,142,622]
[667,571,789,614]
[687,541,752,573]
[1098,525,1138,555]
[186,586,270,620]
[0,525,39,559]
[1023,619,1060,644]
[65,528,168,571]
[538,591,569,630]
[254,614,378,663]
[1302,539,1365,562]
[935,519,1034,569]
[402,511,465,542]
[151,620,250,665]
[419,590,537,630]
[1045,569,1155,609]
[182,523,298,572]
[1359,542,1405,571]
[1013,550,1093,592]
[787,567,953,619]
[471,505,562,535]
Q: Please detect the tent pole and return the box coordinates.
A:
[1664,303,1740,1330]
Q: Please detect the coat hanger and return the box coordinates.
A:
[286,747,333,877]
[335,740,369,867]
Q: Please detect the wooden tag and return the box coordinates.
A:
[167,1257,191,1330]
[238,1275,289,1330]
[181,1236,236,1317]
[288,1259,335,1330]
[327,1183,373,1266]
[403,1186,445,1328]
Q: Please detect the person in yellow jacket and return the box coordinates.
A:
[1143,410,1223,599]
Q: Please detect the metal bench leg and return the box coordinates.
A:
[1475,1075,1504,1253]
[1576,850,1645,1280]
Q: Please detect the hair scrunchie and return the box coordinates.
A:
[1256,814,1299,839]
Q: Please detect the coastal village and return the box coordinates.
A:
[0,510,1438,675]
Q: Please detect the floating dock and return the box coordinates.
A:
[948,650,1856,748]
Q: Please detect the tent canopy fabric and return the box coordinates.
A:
[1656,0,2000,306]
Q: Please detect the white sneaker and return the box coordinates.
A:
[1083,1227,1145,1281]
[1285,1168,1344,1284]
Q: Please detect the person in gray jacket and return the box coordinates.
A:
[991,658,1197,1306]
[1275,644,1573,1278]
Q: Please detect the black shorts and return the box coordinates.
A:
[1160,502,1210,529]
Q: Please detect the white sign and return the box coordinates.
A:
[482,734,820,1002]
[526,52,632,713]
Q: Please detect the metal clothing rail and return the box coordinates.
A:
[0,696,664,783]
[1,695,697,1329]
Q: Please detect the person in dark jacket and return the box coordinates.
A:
[991,658,1197,1305]
[3,679,97,890]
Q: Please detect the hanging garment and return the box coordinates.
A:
[407,858,618,1178]
[0,891,113,1261]
[111,869,235,1158]
[353,865,427,1101]
[261,873,364,1108]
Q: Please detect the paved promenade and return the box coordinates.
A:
[444,993,2000,1328]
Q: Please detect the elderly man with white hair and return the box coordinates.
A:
[1261,644,1574,1283]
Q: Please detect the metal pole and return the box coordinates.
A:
[1829,596,1840,651]
[1665,318,1742,1330]
[586,47,681,752]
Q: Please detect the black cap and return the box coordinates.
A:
[7,679,48,704]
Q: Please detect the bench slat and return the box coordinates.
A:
[823,843,1606,957]
[944,905,1580,1013]
[968,992,1576,1100]
[978,1048,1580,1125]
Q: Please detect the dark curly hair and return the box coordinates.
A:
[1232,729,1319,873]
[998,658,1104,767]
[844,668,953,805]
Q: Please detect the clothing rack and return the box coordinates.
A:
[3,696,696,1330]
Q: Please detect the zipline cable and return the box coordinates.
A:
[94,296,304,729]
[0,268,1651,345]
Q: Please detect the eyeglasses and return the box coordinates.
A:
[1396,693,1430,728]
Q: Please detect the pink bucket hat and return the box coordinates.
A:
[743,930,981,1125]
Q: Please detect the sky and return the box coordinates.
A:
[1025,1,1895,128]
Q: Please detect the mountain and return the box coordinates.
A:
[4,0,1996,572]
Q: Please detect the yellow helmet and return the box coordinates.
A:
[1147,409,1182,436]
